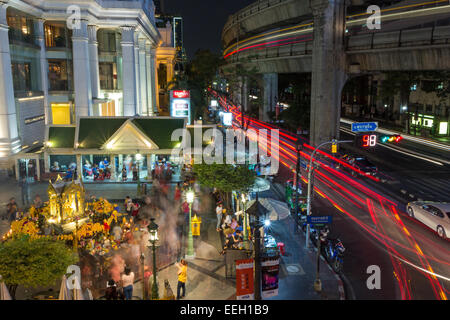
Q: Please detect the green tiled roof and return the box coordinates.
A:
[132,118,185,150]
[78,118,128,149]
[48,127,75,148]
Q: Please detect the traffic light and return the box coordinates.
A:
[379,134,403,144]
[355,133,377,148]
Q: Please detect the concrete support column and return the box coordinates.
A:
[152,50,159,114]
[0,2,21,164]
[261,73,278,122]
[120,26,137,116]
[145,43,155,116]
[88,25,100,99]
[138,38,148,116]
[309,0,347,147]
[134,33,141,115]
[72,19,93,117]
[242,76,249,113]
[34,19,50,124]
[167,58,174,85]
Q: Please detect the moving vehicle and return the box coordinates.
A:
[336,154,378,177]
[406,202,450,239]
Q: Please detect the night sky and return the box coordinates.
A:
[164,0,255,60]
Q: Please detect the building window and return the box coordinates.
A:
[7,9,35,45]
[11,62,31,92]
[45,22,71,48]
[51,103,71,125]
[48,60,72,91]
[99,62,117,90]
[98,30,119,53]
[100,101,116,116]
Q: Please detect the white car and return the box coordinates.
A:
[406,202,450,239]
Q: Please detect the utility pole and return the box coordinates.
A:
[294,139,302,234]
[305,139,352,248]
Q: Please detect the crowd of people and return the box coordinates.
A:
[213,193,245,255]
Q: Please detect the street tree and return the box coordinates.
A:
[0,235,78,299]
[185,49,222,120]
[193,163,256,210]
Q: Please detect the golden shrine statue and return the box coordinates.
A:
[47,175,85,224]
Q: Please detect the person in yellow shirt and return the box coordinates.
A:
[176,259,188,299]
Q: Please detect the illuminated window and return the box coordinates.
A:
[423,119,433,128]
[51,103,71,125]
[439,122,448,135]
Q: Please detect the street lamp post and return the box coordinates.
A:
[305,140,352,249]
[140,252,145,299]
[186,189,195,258]
[148,218,159,300]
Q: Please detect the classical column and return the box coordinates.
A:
[72,19,93,117]
[110,155,116,181]
[261,73,278,122]
[120,26,137,116]
[138,38,148,116]
[76,154,82,181]
[309,0,347,147]
[134,32,141,115]
[151,49,159,115]
[0,1,21,163]
[34,19,50,124]
[166,58,174,85]
[146,42,154,116]
[88,25,100,99]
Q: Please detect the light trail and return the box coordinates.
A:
[223,0,450,58]
[210,88,450,299]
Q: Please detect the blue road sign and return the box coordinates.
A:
[300,159,307,170]
[307,216,332,224]
[351,122,378,132]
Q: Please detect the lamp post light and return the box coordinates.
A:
[186,189,195,258]
[148,218,159,300]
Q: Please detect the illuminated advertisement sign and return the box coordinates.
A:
[172,90,190,99]
[222,112,232,126]
[170,90,191,124]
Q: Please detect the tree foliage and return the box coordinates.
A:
[184,50,222,120]
[193,163,256,193]
[0,235,78,289]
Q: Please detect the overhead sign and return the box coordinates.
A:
[351,122,378,132]
[170,90,191,125]
[307,216,332,224]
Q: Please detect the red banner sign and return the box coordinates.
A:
[172,90,190,99]
[236,258,254,300]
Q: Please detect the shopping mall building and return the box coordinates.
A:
[0,0,181,178]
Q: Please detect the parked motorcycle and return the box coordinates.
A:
[325,238,345,273]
